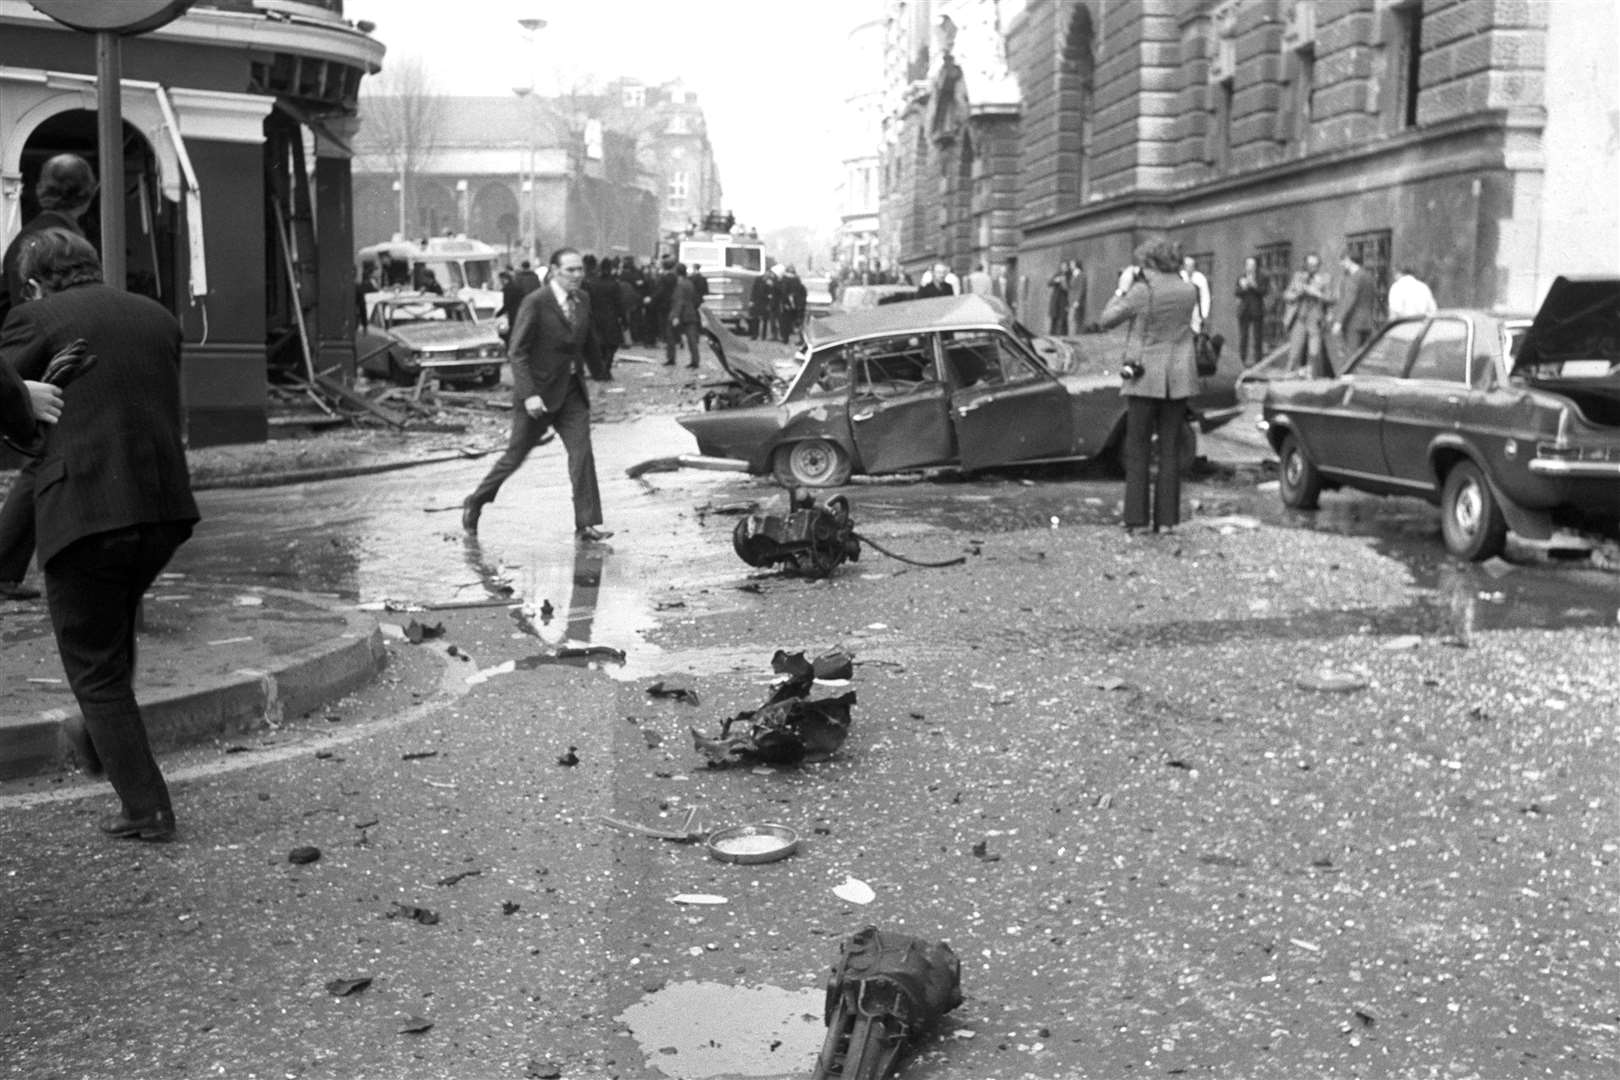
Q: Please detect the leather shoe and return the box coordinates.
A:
[575,526,614,542]
[461,497,483,534]
[63,714,104,776]
[99,806,176,843]
[0,580,41,600]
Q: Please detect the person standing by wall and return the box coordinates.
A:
[462,247,610,542]
[965,260,993,296]
[1387,266,1438,320]
[1098,236,1199,534]
[1283,252,1333,376]
[1066,259,1088,335]
[1333,250,1378,353]
[1047,262,1070,334]
[1233,256,1267,367]
[779,265,808,342]
[748,267,774,340]
[1180,254,1211,333]
[0,153,97,602]
[0,228,198,842]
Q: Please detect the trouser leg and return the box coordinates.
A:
[1306,323,1328,377]
[468,408,550,506]
[1122,396,1154,528]
[1153,398,1189,530]
[0,462,37,582]
[552,380,602,530]
[682,322,700,366]
[46,523,189,817]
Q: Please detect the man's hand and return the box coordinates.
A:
[524,394,545,418]
[25,380,63,424]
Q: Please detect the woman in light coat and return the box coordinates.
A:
[1098,236,1199,532]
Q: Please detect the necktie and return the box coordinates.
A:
[564,291,579,328]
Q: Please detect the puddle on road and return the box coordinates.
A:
[616,981,824,1079]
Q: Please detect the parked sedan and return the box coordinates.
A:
[357,294,505,388]
[680,294,1241,487]
[1259,276,1620,559]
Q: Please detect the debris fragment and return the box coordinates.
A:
[832,877,875,905]
[397,1015,434,1035]
[556,746,580,767]
[325,976,372,997]
[288,846,321,865]
[401,750,439,761]
[388,902,439,925]
[670,893,728,905]
[646,680,700,706]
[813,926,962,1079]
[1295,669,1369,693]
[437,869,483,887]
[403,619,445,644]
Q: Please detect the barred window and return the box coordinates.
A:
[1344,229,1392,325]
[1256,242,1293,350]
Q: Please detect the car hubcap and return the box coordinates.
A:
[1454,480,1482,536]
[793,443,832,480]
[1284,451,1301,488]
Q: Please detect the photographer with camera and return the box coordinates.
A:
[1098,236,1199,534]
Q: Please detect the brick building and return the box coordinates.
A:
[878,0,1618,348]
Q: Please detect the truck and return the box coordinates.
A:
[674,226,768,331]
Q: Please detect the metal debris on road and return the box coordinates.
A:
[692,649,855,767]
[812,926,963,1080]
[325,976,372,997]
[287,846,321,865]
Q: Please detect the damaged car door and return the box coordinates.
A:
[845,333,956,474]
[943,329,1072,470]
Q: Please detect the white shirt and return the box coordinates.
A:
[1182,269,1211,330]
[1387,274,1437,319]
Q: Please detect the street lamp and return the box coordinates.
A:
[514,13,547,264]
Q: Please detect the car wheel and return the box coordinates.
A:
[1278,433,1322,509]
[772,439,851,488]
[1440,460,1507,561]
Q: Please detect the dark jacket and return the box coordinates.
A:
[669,277,700,325]
[0,210,84,327]
[508,284,593,413]
[0,282,198,565]
[1234,274,1267,321]
[1337,267,1378,334]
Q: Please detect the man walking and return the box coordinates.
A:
[462,248,611,542]
[0,228,198,842]
[1283,252,1333,377]
[1333,250,1378,353]
[0,153,97,602]
[1234,256,1267,367]
[666,263,701,369]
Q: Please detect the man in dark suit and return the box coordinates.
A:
[1333,251,1378,352]
[580,253,621,380]
[462,247,611,541]
[666,263,701,369]
[0,228,198,842]
[0,153,97,601]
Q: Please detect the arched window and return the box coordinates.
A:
[1059,5,1097,205]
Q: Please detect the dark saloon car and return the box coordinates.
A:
[357,294,505,388]
[680,294,1241,487]
[1260,277,1620,560]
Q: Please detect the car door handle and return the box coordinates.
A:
[957,400,983,416]
[852,410,875,422]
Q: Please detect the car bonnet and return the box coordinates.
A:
[385,320,498,349]
[1513,276,1620,379]
[697,306,778,389]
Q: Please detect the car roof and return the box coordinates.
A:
[807,293,1012,346]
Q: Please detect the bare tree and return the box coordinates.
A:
[359,56,446,234]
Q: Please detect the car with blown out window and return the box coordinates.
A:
[1258,276,1620,560]
[678,294,1242,487]
[357,294,506,389]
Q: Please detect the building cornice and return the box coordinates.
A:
[0,0,384,73]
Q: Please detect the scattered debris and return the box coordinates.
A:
[556,746,580,767]
[599,807,706,843]
[288,846,321,865]
[397,1015,434,1035]
[1295,668,1369,693]
[325,976,372,997]
[732,493,861,578]
[692,649,855,767]
[388,902,439,925]
[403,619,445,644]
[813,926,963,1079]
[646,680,700,706]
[670,893,728,905]
[556,644,627,664]
[970,840,1001,862]
[401,750,439,761]
[436,869,483,887]
[501,900,521,916]
[832,877,876,906]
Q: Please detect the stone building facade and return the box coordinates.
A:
[877,0,1617,348]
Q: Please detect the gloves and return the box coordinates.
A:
[41,338,97,387]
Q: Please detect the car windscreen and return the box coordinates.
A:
[1350,320,1423,377]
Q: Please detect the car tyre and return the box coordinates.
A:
[1440,460,1507,561]
[772,439,851,488]
[1278,433,1322,509]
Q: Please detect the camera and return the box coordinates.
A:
[1120,360,1144,381]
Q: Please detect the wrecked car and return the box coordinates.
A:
[1259,276,1620,560]
[681,294,1242,487]
[357,294,505,388]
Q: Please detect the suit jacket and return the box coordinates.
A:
[0,282,198,566]
[1099,269,1199,400]
[1337,267,1378,333]
[508,284,592,413]
[1282,270,1332,329]
[1234,275,1267,320]
[669,277,700,325]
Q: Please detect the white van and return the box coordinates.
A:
[358,236,505,320]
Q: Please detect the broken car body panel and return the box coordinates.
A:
[681,294,1240,484]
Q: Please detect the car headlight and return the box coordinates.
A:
[481,345,504,359]
[402,350,426,369]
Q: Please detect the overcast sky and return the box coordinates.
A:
[344,0,877,232]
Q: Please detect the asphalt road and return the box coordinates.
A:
[2,404,1616,1079]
